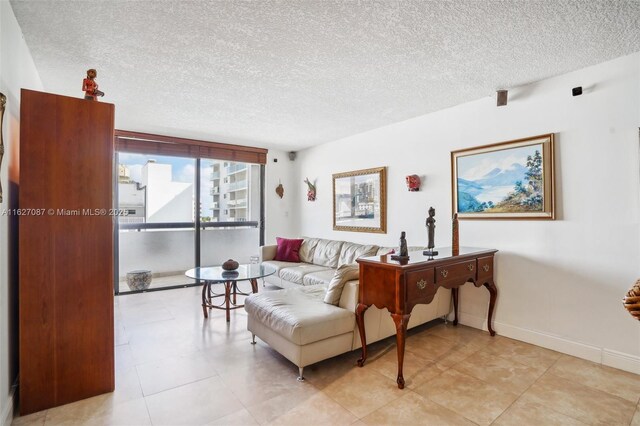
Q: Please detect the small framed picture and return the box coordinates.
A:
[451,134,555,220]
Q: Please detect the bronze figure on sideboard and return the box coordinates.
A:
[424,206,439,257]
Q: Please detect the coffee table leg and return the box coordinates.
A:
[201,281,209,319]
[232,281,237,305]
[250,278,258,293]
[225,281,231,322]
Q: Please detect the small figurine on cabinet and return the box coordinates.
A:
[82,68,105,101]
[391,231,410,262]
[304,178,316,201]
[423,206,439,257]
[406,174,421,192]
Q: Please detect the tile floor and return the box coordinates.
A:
[12,284,640,426]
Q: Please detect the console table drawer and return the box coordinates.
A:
[435,260,476,284]
[477,256,494,281]
[406,268,436,302]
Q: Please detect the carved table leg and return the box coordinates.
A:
[201,281,209,319]
[452,287,459,326]
[391,313,410,389]
[225,281,231,322]
[484,281,498,336]
[250,278,258,294]
[355,303,369,367]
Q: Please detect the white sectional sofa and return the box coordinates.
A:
[245,238,452,380]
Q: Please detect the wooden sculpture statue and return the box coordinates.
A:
[452,213,459,256]
[623,279,640,321]
[304,178,316,201]
[423,206,438,257]
[0,92,5,203]
[391,231,410,262]
[82,69,105,101]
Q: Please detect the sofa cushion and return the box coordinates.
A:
[312,239,344,268]
[275,237,304,262]
[299,237,320,263]
[262,260,304,275]
[303,269,336,286]
[279,265,333,285]
[338,242,379,267]
[324,264,360,305]
[245,286,355,345]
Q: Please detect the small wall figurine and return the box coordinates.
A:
[304,178,316,201]
[623,279,640,321]
[423,206,439,257]
[275,182,284,199]
[82,68,105,101]
[406,174,421,191]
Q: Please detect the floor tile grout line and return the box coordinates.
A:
[487,356,587,426]
[499,350,559,409]
[420,393,482,426]
[546,356,640,406]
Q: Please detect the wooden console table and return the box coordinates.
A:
[355,247,498,389]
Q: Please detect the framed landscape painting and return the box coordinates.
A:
[333,167,386,233]
[451,134,555,220]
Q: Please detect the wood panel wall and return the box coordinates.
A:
[19,89,115,414]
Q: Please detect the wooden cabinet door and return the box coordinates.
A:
[19,90,115,414]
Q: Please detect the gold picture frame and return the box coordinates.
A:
[451,134,555,220]
[333,166,386,233]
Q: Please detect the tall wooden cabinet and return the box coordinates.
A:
[19,90,115,414]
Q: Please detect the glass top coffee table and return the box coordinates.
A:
[185,264,275,322]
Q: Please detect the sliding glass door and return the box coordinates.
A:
[199,159,261,267]
[115,153,263,295]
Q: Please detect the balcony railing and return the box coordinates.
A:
[226,199,247,207]
[118,221,260,294]
[119,221,258,231]
[227,179,248,191]
[210,172,220,180]
[226,164,247,174]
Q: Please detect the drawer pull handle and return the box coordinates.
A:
[416,279,427,290]
[483,264,490,272]
[467,264,474,271]
[441,270,448,278]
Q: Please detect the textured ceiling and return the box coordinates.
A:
[10,0,640,151]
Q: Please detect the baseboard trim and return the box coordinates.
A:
[457,312,640,374]
[603,349,640,375]
[1,388,15,426]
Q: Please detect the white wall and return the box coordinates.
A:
[0,1,43,424]
[292,53,640,373]
[264,149,297,244]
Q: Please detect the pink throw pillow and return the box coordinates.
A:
[275,238,304,262]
